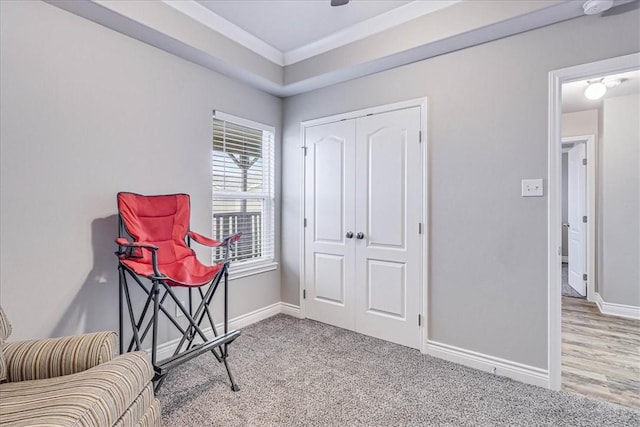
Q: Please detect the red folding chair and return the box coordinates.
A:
[115,192,241,392]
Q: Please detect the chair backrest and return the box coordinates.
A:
[117,192,194,265]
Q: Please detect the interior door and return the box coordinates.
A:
[304,120,356,330]
[568,142,587,296]
[354,107,422,349]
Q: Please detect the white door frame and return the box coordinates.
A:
[562,135,595,301]
[547,53,640,391]
[298,97,429,353]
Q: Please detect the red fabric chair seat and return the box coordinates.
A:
[117,192,222,288]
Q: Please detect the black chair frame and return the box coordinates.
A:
[116,219,241,393]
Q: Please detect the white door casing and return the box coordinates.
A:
[548,53,639,392]
[303,104,422,349]
[567,142,586,296]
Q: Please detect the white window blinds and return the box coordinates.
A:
[212,112,275,267]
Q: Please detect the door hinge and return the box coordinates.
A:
[583,273,587,281]
[303,289,306,299]
[304,218,307,227]
[582,216,587,223]
[419,131,422,143]
[301,146,307,156]
[582,158,587,166]
[418,314,422,326]
[418,222,423,234]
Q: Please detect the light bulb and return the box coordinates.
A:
[584,82,606,100]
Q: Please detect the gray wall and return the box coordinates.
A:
[600,94,640,306]
[282,11,639,369]
[0,1,282,341]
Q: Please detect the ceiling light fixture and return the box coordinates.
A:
[331,0,349,6]
[584,80,607,100]
[582,0,614,15]
[603,78,622,88]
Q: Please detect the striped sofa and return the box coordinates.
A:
[0,307,161,426]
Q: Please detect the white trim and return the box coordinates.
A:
[150,302,301,361]
[426,340,549,388]
[228,261,278,281]
[302,98,428,127]
[283,1,460,65]
[420,98,430,355]
[548,53,640,392]
[593,293,640,320]
[162,0,284,65]
[299,97,429,350]
[213,110,275,134]
[298,122,308,320]
[280,302,303,319]
[561,256,568,263]
[162,1,460,67]
[51,0,587,97]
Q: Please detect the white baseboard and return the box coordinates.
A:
[426,340,549,388]
[151,302,301,361]
[280,302,303,318]
[148,304,552,390]
[593,293,640,320]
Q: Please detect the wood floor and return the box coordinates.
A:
[562,296,640,409]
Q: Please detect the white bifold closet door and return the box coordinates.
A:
[304,107,422,349]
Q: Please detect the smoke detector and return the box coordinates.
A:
[583,0,614,15]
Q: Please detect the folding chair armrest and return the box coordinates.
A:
[115,238,163,278]
[220,233,242,246]
[115,238,158,251]
[188,231,222,247]
[3,331,117,382]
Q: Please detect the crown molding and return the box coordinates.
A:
[46,0,591,98]
[162,0,284,66]
[283,1,460,66]
[162,1,461,67]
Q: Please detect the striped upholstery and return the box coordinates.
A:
[0,307,12,383]
[0,352,5,384]
[0,352,158,426]
[0,307,160,426]
[0,307,11,341]
[113,384,156,427]
[3,331,117,382]
[135,399,162,427]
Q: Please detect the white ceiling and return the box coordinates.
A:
[196,0,414,53]
[562,70,640,112]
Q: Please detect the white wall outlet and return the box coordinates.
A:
[176,301,186,318]
[521,178,544,197]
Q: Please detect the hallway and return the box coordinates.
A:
[562,296,640,409]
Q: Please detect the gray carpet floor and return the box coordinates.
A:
[157,315,640,426]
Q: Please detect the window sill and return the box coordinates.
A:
[227,261,278,281]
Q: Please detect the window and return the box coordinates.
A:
[212,111,275,274]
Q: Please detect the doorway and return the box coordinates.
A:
[299,99,428,351]
[548,54,640,398]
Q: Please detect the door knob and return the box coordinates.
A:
[345,231,354,239]
[356,232,365,240]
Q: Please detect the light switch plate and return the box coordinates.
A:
[522,179,543,197]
